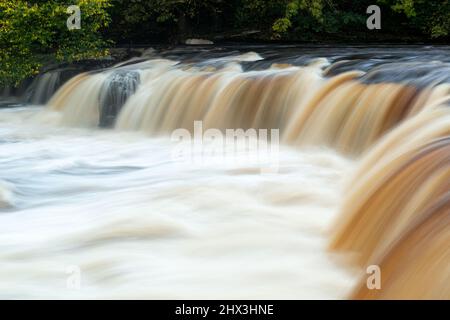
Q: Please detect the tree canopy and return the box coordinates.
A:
[0,0,111,85]
[1,0,449,86]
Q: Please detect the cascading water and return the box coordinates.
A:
[0,45,449,299]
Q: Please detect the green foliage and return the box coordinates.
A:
[272,0,325,36]
[382,0,450,38]
[1,0,450,87]
[0,0,111,86]
[234,0,286,29]
[108,0,229,42]
[271,0,368,39]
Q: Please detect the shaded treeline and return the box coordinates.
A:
[1,0,449,86]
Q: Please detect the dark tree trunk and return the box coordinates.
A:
[177,12,191,43]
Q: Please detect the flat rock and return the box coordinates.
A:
[185,38,214,45]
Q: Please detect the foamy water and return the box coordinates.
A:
[0,107,356,299]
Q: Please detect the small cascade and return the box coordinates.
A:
[46,60,177,127]
[24,68,84,105]
[47,72,110,127]
[27,72,62,105]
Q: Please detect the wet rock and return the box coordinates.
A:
[99,70,140,127]
[185,38,214,45]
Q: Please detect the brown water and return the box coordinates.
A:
[0,45,449,299]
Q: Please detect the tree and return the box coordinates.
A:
[270,0,450,40]
[108,0,229,43]
[272,0,325,36]
[0,0,111,86]
[382,0,450,38]
[271,0,370,40]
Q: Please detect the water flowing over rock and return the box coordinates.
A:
[0,45,449,299]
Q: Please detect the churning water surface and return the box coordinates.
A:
[2,45,449,299]
[0,107,356,299]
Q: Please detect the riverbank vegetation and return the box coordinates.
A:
[1,0,449,85]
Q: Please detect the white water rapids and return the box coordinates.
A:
[0,107,356,299]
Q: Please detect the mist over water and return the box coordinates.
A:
[0,45,449,299]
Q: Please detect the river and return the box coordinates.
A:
[0,45,449,299]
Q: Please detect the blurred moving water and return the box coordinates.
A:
[0,45,449,299]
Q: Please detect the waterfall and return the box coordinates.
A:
[352,189,449,299]
[25,71,65,105]
[6,48,449,299]
[46,56,450,155]
[46,60,177,127]
[116,63,325,136]
[329,107,450,259]
[47,72,109,127]
[24,68,83,105]
[329,105,450,299]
